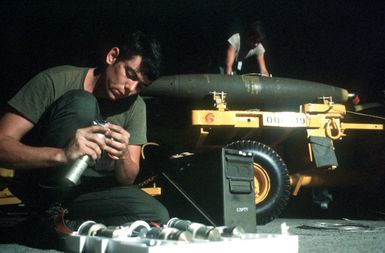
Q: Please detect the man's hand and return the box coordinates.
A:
[100,123,140,185]
[64,125,109,163]
[102,123,131,160]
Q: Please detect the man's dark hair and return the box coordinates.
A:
[116,31,162,81]
[245,20,265,43]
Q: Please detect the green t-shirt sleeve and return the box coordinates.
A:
[8,71,55,124]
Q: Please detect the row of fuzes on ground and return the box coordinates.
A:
[74,217,247,242]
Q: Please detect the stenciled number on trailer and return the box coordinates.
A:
[262,112,307,127]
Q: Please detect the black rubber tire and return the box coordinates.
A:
[226,140,291,225]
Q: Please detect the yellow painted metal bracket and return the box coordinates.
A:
[192,103,383,135]
[141,187,162,196]
[0,188,22,205]
[341,122,383,130]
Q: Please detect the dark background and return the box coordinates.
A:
[0,0,384,230]
[1,0,384,105]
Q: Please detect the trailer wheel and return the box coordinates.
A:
[226,140,290,225]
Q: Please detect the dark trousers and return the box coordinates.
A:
[11,90,169,225]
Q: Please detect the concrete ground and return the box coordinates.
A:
[258,218,385,253]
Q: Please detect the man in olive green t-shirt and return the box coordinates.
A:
[0,31,169,248]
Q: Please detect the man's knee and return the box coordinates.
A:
[46,90,100,128]
[58,90,99,121]
[37,90,100,147]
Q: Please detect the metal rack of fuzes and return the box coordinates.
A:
[64,218,298,253]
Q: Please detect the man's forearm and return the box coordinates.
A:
[225,44,236,75]
[115,158,139,185]
[0,136,66,170]
[257,54,269,76]
[225,64,233,75]
[113,144,141,185]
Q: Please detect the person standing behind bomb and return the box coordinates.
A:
[223,20,270,76]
